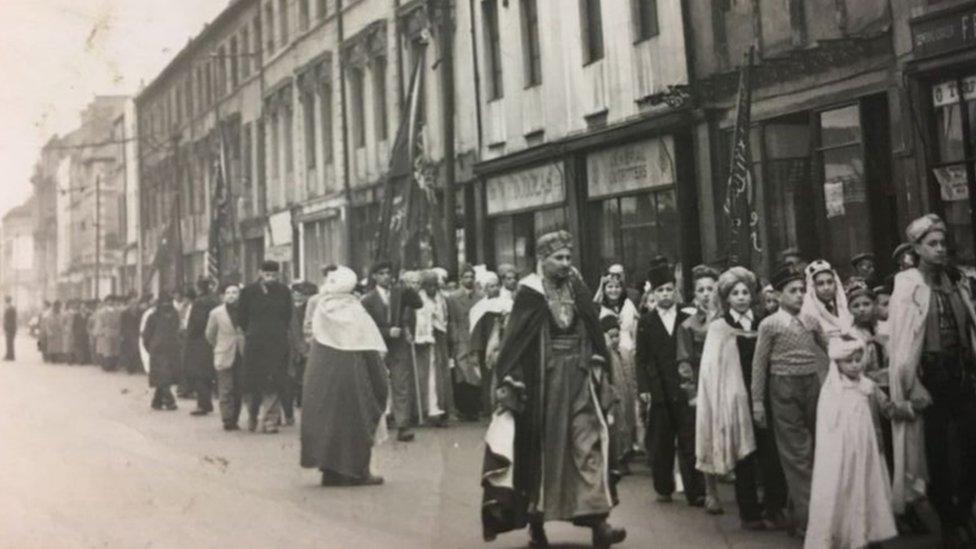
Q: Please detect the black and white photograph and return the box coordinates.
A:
[1,0,975,547]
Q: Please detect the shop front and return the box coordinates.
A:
[484,160,569,277]
[907,1,976,267]
[300,205,346,283]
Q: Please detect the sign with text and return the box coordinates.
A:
[486,162,565,216]
[911,3,976,60]
[586,136,675,199]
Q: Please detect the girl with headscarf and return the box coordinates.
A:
[594,268,642,458]
[805,336,899,549]
[300,266,390,487]
[695,267,788,528]
[801,260,853,340]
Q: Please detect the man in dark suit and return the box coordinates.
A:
[3,296,16,361]
[362,261,422,442]
[238,261,294,433]
[636,259,704,506]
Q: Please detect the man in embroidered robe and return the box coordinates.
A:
[481,230,625,549]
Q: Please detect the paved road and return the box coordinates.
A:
[0,336,939,548]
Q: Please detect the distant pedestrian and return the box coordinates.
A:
[238,261,293,434]
[3,296,16,361]
[71,300,91,365]
[46,301,63,363]
[61,301,78,364]
[205,283,245,431]
[143,294,181,411]
[37,301,50,359]
[96,296,122,371]
[186,279,221,417]
[118,294,143,374]
[414,270,453,426]
[445,264,483,422]
[174,289,195,398]
[301,266,389,487]
[284,280,318,425]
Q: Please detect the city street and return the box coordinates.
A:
[0,336,937,549]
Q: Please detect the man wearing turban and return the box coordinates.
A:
[481,230,625,549]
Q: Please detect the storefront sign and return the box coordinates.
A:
[586,136,675,199]
[933,164,971,201]
[265,244,292,262]
[486,162,565,216]
[932,76,976,108]
[268,210,293,246]
[911,3,976,60]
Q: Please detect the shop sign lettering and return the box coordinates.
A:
[932,76,976,108]
[912,5,976,60]
[586,136,675,199]
[486,163,565,216]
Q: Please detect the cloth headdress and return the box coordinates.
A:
[801,259,852,337]
[312,266,387,352]
[844,277,874,302]
[828,335,865,362]
[715,266,758,316]
[905,213,947,243]
[535,230,574,260]
[892,242,914,261]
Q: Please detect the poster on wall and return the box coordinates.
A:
[824,181,846,218]
[486,163,565,216]
[933,164,971,201]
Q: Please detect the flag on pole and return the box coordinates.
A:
[375,43,441,269]
[207,135,228,282]
[723,46,761,267]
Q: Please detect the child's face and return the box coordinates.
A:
[875,294,890,321]
[813,272,836,304]
[694,277,716,311]
[727,282,752,314]
[779,280,806,313]
[654,283,676,310]
[849,295,875,326]
[764,293,779,313]
[607,329,620,349]
[837,349,865,380]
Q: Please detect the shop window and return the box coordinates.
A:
[592,190,677,286]
[632,0,659,43]
[373,57,389,141]
[930,77,976,266]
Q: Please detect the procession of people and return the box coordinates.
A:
[24,211,976,549]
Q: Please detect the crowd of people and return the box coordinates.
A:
[25,211,976,549]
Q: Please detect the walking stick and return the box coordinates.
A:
[410,339,425,427]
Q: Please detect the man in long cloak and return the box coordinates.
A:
[889,214,976,548]
[481,230,625,549]
[185,279,221,416]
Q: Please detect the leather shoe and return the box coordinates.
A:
[656,494,673,503]
[349,474,384,486]
[190,409,209,416]
[592,522,626,549]
[397,429,415,442]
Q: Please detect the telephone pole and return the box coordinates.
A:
[94,173,101,299]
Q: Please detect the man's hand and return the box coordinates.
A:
[753,405,766,429]
[389,327,402,339]
[678,362,694,380]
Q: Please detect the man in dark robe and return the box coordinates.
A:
[238,261,294,433]
[362,261,423,441]
[636,258,705,507]
[186,279,221,416]
[119,294,143,373]
[143,294,181,410]
[481,231,625,549]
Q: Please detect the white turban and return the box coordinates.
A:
[322,265,358,295]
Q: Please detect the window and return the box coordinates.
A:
[520,0,542,88]
[217,46,228,96]
[253,16,263,65]
[492,208,568,275]
[241,28,251,78]
[230,37,240,89]
[930,77,976,265]
[299,0,310,31]
[318,0,328,19]
[633,0,659,42]
[320,83,334,166]
[592,190,677,283]
[373,57,388,141]
[483,0,503,100]
[184,77,193,118]
[205,61,214,105]
[303,90,317,170]
[580,0,604,65]
[817,105,870,270]
[242,122,253,217]
[270,112,280,181]
[283,105,294,178]
[265,3,275,53]
[350,67,366,148]
[279,0,290,46]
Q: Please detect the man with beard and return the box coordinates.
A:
[481,230,625,549]
[238,261,294,433]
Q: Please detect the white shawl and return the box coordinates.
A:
[801,268,852,339]
[695,319,756,475]
[311,266,387,353]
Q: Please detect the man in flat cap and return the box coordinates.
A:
[888,214,976,547]
[238,260,294,433]
[636,258,705,508]
[481,230,625,549]
[850,252,877,287]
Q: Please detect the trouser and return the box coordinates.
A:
[4,330,14,360]
[385,342,417,429]
[247,392,281,430]
[919,350,976,530]
[152,385,175,408]
[194,376,214,412]
[768,372,820,532]
[646,399,703,502]
[216,367,242,426]
[734,424,788,522]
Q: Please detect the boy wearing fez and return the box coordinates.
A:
[889,214,976,548]
[751,263,829,538]
[636,259,705,507]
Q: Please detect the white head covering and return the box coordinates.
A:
[801,259,852,338]
[312,266,387,352]
[476,270,499,288]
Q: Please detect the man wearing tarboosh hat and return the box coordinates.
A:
[238,260,294,433]
[636,257,705,507]
[481,230,626,549]
[887,214,976,547]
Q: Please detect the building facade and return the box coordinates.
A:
[30,137,64,304]
[1,199,39,315]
